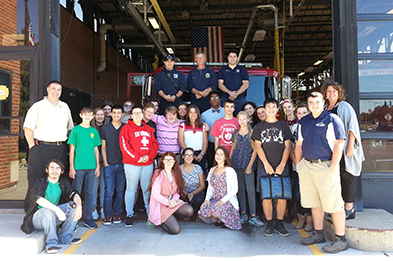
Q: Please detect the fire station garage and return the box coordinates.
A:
[1,0,393,217]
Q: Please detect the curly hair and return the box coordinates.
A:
[320,81,346,105]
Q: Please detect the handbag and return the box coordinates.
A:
[260,175,292,200]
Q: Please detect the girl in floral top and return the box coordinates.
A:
[180,148,206,217]
[198,147,242,230]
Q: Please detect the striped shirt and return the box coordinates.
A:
[151,114,181,154]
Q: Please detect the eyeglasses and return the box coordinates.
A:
[184,154,194,158]
[49,166,62,171]
[132,111,142,115]
[210,96,220,100]
[163,158,175,163]
[124,104,133,108]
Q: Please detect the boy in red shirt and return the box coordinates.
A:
[211,100,239,153]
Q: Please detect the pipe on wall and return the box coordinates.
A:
[97,24,114,72]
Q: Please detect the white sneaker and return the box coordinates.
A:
[100,209,105,219]
[92,209,99,220]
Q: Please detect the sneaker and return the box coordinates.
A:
[84,219,98,229]
[100,209,105,219]
[248,216,264,227]
[301,231,326,245]
[125,215,134,228]
[146,219,156,230]
[103,216,112,226]
[113,214,121,224]
[322,236,349,253]
[274,220,290,237]
[263,221,274,237]
[240,212,248,224]
[46,246,62,254]
[92,209,99,220]
[70,238,82,245]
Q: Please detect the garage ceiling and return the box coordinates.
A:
[80,0,333,78]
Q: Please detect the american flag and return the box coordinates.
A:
[25,2,34,46]
[28,19,34,46]
[191,26,224,63]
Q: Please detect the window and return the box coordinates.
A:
[360,99,393,132]
[357,0,393,14]
[362,139,393,172]
[358,21,393,53]
[358,60,393,92]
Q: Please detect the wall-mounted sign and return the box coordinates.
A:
[130,75,145,86]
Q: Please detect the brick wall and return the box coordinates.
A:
[0,0,20,189]
[60,7,143,110]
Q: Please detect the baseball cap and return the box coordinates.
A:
[164,54,174,61]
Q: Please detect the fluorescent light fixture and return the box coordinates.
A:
[166,48,174,54]
[298,72,305,76]
[314,60,323,66]
[148,17,159,29]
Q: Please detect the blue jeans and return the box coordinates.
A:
[32,202,77,249]
[235,167,257,215]
[72,169,95,220]
[124,163,153,217]
[104,164,126,217]
[93,166,105,210]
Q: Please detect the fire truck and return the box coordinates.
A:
[127,62,291,106]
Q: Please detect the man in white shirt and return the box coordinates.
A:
[23,81,74,211]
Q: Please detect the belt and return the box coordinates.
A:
[37,140,65,146]
[157,152,180,157]
[304,158,331,164]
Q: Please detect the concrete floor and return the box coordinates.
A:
[0,169,27,200]
[2,212,391,260]
[1,168,392,259]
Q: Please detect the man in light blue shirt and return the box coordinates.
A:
[201,90,225,170]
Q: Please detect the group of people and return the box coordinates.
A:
[20,51,364,255]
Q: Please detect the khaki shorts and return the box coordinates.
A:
[297,158,344,213]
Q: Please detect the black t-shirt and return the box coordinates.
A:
[251,120,293,167]
[146,120,157,139]
[99,123,124,165]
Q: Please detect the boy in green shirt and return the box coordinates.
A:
[68,107,102,229]
[21,159,83,254]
